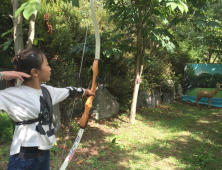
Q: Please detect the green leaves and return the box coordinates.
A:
[166,2,178,11]
[112,138,116,144]
[151,28,176,53]
[0,28,13,51]
[33,38,44,45]
[62,0,79,7]
[23,2,37,20]
[209,21,220,28]
[1,28,13,38]
[15,2,27,18]
[104,48,122,58]
[0,39,13,51]
[15,0,41,20]
[195,19,207,28]
[15,0,79,21]
[166,1,188,14]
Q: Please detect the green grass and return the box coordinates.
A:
[1,102,222,170]
[185,87,222,98]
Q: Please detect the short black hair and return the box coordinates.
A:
[7,48,45,87]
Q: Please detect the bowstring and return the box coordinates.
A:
[59,12,90,168]
[79,17,89,79]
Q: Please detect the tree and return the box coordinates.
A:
[10,0,41,54]
[105,0,188,124]
[8,0,80,54]
[171,0,222,64]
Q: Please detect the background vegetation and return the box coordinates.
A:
[1,0,222,169]
[2,0,222,110]
[0,111,14,143]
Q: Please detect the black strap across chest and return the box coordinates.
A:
[15,86,53,126]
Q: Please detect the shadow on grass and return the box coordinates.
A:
[51,117,132,170]
[134,101,222,169]
[49,101,222,170]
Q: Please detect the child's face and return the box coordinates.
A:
[37,55,51,83]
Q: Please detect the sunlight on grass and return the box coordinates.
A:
[1,102,222,169]
[197,119,211,124]
[101,102,222,170]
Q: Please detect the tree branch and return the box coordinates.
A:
[26,10,38,48]
[213,47,221,63]
[207,45,213,63]
[166,15,178,30]
[12,0,24,54]
[9,14,13,19]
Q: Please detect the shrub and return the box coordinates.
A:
[0,111,14,143]
[33,0,87,88]
[160,81,175,93]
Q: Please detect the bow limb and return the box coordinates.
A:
[80,0,100,128]
[80,60,99,128]
[90,0,100,60]
[59,0,100,169]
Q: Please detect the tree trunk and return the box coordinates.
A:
[26,10,38,48]
[129,4,142,124]
[207,45,212,63]
[11,0,24,54]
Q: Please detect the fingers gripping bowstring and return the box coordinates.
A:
[59,10,90,168]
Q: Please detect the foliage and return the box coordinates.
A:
[68,27,134,110]
[0,39,13,51]
[139,55,179,93]
[63,0,80,7]
[33,0,87,89]
[102,56,134,112]
[160,81,175,93]
[105,0,188,55]
[2,0,222,116]
[32,0,132,111]
[0,0,14,69]
[170,0,222,64]
[15,0,41,20]
[15,0,80,21]
[0,111,14,143]
[103,0,191,115]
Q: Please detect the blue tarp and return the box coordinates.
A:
[182,96,222,107]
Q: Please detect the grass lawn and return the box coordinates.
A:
[1,101,222,170]
[185,88,222,98]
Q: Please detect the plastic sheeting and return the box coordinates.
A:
[182,95,222,107]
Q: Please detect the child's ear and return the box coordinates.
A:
[30,68,38,78]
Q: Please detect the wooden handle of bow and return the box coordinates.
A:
[80,59,99,129]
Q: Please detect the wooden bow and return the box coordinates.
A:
[59,0,100,169]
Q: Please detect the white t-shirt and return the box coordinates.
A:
[0,84,69,155]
